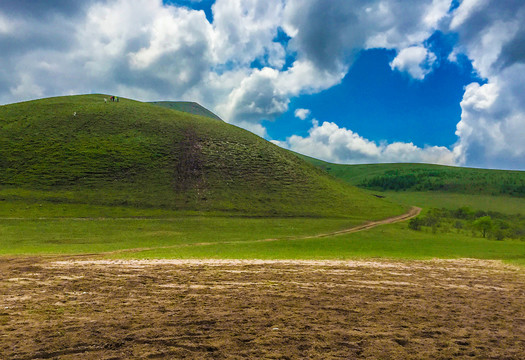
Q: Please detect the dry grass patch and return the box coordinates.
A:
[1,257,524,359]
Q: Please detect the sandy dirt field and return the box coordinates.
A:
[1,257,524,359]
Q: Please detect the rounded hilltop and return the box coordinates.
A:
[0,94,404,219]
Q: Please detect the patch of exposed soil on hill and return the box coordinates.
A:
[1,258,524,359]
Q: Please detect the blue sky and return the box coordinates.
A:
[1,0,524,169]
[266,47,480,148]
[169,1,480,148]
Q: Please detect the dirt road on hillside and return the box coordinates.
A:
[1,257,523,359]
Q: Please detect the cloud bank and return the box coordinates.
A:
[273,120,456,165]
[449,0,525,170]
[0,0,524,169]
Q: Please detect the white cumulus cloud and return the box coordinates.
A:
[390,46,437,79]
[1,0,525,169]
[216,67,288,125]
[449,0,525,169]
[454,64,525,169]
[273,120,457,165]
[211,0,286,67]
[0,0,450,119]
[294,108,310,120]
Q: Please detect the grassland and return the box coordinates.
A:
[0,216,360,255]
[0,94,403,219]
[149,101,223,121]
[381,191,525,214]
[1,96,524,359]
[1,94,524,266]
[299,155,525,214]
[298,158,525,197]
[1,209,523,265]
[109,221,525,266]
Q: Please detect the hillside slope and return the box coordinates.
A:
[149,101,222,121]
[0,95,404,219]
[299,155,525,197]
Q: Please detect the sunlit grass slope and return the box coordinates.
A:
[0,95,403,219]
[299,155,525,214]
[149,101,222,121]
[299,156,525,197]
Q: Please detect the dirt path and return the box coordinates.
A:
[88,206,421,256]
[2,207,422,257]
[1,257,523,359]
[302,206,422,239]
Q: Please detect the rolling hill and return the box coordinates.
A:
[298,155,525,215]
[0,94,404,219]
[299,155,525,197]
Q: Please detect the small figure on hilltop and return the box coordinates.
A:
[104,96,119,103]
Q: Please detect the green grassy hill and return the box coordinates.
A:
[299,154,525,215]
[0,95,404,219]
[149,101,223,121]
[299,155,525,197]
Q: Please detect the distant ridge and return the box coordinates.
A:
[298,154,525,197]
[149,101,223,121]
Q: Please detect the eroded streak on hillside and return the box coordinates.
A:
[174,127,206,196]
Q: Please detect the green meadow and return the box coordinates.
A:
[298,157,525,197]
[0,215,358,255]
[300,156,525,214]
[0,95,404,219]
[380,191,525,215]
[1,95,524,266]
[1,212,524,266]
[114,222,525,266]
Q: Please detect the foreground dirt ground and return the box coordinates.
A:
[1,258,524,359]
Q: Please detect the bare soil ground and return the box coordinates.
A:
[1,257,524,359]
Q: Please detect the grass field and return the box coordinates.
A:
[298,158,525,197]
[1,96,523,265]
[1,210,524,266]
[0,216,360,255]
[369,191,525,215]
[4,95,522,264]
[109,221,525,266]
[2,96,524,359]
[3,188,523,265]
